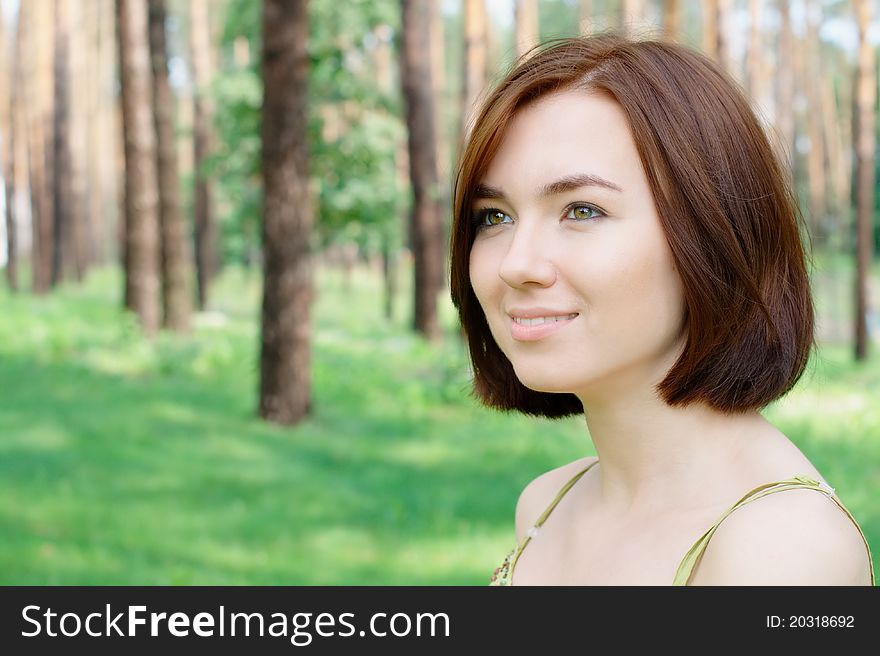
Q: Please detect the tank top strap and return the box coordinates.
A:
[509,459,599,576]
[673,475,875,586]
[534,459,600,529]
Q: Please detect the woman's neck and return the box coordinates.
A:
[578,390,768,518]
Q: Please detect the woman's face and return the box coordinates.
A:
[468,89,687,401]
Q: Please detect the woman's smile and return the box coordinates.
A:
[509,312,580,341]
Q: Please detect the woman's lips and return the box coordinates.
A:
[509,313,579,341]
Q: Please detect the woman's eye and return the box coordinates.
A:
[565,204,604,221]
[474,209,512,228]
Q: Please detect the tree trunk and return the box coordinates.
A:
[10,3,30,271]
[69,0,91,280]
[662,0,680,41]
[702,0,731,72]
[773,0,794,172]
[795,13,827,244]
[401,0,443,341]
[430,0,447,179]
[461,0,488,143]
[746,0,765,105]
[381,230,398,322]
[579,0,593,35]
[854,0,875,361]
[703,1,718,62]
[117,0,160,336]
[514,0,538,58]
[808,3,838,244]
[190,0,218,310]
[430,0,450,290]
[52,0,70,285]
[98,0,119,266]
[52,0,83,285]
[820,65,847,243]
[27,0,55,294]
[8,2,31,292]
[116,82,126,264]
[620,0,644,36]
[82,0,100,269]
[149,0,192,333]
[485,1,502,75]
[1,4,15,291]
[259,0,313,425]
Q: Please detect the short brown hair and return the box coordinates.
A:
[449,33,815,417]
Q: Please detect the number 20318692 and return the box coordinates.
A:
[766,616,854,628]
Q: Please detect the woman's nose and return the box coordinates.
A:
[497,220,557,288]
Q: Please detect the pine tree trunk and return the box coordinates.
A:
[52,0,81,285]
[795,13,827,244]
[10,5,29,274]
[461,0,488,142]
[65,0,95,281]
[69,0,92,279]
[662,0,680,40]
[149,0,192,333]
[430,0,450,291]
[190,0,218,310]
[620,0,643,36]
[703,1,718,62]
[83,0,101,268]
[430,0,447,181]
[773,0,794,171]
[401,0,442,341]
[98,0,119,266]
[746,0,765,104]
[117,0,160,336]
[854,0,875,361]
[702,0,731,72]
[1,5,16,291]
[259,0,313,425]
[381,231,398,322]
[28,0,56,294]
[820,67,847,240]
[514,0,538,57]
[8,4,30,292]
[579,0,593,35]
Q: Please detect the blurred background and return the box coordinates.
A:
[0,0,877,585]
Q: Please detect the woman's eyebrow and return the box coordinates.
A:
[473,183,507,200]
[473,173,623,201]
[540,173,623,195]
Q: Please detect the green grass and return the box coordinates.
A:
[0,260,877,584]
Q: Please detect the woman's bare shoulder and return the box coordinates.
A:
[690,485,873,585]
[514,456,598,544]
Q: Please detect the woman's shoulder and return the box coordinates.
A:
[689,474,873,585]
[514,456,598,544]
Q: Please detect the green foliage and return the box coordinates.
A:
[212,0,408,265]
[308,0,408,254]
[210,67,263,266]
[539,0,580,41]
[312,108,407,253]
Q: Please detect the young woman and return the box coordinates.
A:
[449,34,874,585]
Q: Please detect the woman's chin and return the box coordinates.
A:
[516,375,579,395]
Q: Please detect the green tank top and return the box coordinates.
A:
[489,459,875,586]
